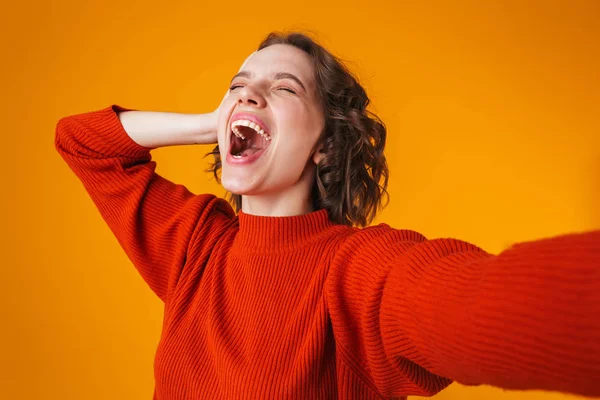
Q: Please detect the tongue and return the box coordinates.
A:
[239,147,261,157]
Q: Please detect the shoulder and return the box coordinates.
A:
[188,196,237,248]
[340,223,428,250]
[327,223,429,265]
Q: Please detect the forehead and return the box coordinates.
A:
[240,44,315,86]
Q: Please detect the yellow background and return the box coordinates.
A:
[1,0,598,399]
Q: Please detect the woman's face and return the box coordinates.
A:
[217,44,325,199]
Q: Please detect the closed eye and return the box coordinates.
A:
[229,84,296,94]
[278,87,296,94]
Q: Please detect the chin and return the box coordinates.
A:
[221,176,258,197]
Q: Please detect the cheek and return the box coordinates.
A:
[280,102,322,139]
[217,95,237,139]
[274,124,321,168]
[217,133,227,158]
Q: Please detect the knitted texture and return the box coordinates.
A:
[56,106,600,399]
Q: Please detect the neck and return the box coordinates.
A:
[241,163,316,217]
[241,189,314,217]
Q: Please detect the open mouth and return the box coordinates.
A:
[229,119,272,159]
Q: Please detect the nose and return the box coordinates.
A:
[236,84,266,108]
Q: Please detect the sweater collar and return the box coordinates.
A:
[234,208,334,252]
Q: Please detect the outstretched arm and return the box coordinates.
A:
[326,226,600,398]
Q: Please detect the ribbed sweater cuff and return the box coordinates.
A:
[66,104,152,159]
[106,104,152,158]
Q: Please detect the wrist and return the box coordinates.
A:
[191,113,218,145]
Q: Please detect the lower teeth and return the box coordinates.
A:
[232,148,262,158]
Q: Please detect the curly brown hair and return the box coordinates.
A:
[206,31,389,227]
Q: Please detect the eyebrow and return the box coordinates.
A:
[230,71,307,91]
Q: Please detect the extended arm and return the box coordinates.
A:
[326,226,600,398]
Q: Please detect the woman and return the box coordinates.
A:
[56,32,599,399]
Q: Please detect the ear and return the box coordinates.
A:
[312,141,326,165]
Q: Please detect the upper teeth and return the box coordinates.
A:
[231,119,271,141]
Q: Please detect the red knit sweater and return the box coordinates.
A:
[55,105,600,399]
